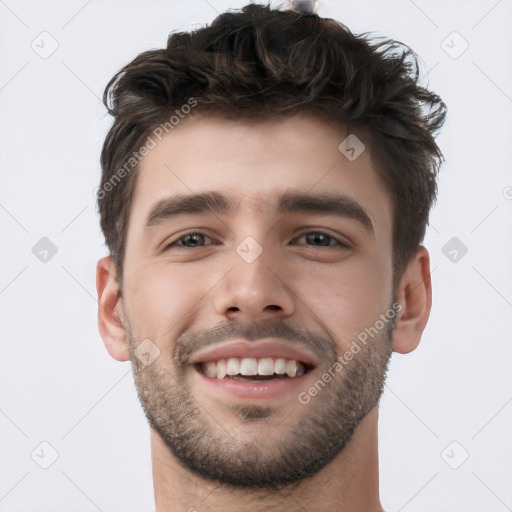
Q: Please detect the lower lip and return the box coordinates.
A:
[193,365,312,400]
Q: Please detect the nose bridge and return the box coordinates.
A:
[235,234,276,288]
[214,230,295,319]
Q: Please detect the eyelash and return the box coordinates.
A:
[163,231,351,250]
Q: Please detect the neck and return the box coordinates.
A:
[151,406,383,511]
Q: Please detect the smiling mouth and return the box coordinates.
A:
[194,357,314,381]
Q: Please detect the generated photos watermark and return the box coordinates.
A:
[298,301,403,405]
[94,98,198,200]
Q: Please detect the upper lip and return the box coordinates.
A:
[189,339,319,367]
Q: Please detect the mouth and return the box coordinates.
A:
[188,339,319,400]
[195,357,314,381]
[192,356,316,400]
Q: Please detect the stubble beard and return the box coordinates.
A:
[126,311,394,491]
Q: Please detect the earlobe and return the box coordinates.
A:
[96,256,130,362]
[391,246,432,354]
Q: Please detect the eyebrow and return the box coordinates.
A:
[145,191,374,233]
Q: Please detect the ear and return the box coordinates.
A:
[96,256,130,361]
[392,246,432,354]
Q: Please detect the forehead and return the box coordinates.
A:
[130,114,392,232]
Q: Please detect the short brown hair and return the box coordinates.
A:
[98,3,446,289]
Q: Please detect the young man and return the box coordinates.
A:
[96,3,446,510]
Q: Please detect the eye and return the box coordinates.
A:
[162,230,350,251]
[292,232,350,249]
[163,232,216,250]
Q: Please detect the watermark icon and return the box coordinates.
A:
[441,441,469,469]
[442,236,468,263]
[31,441,59,469]
[95,98,197,200]
[503,186,512,200]
[338,134,365,161]
[32,237,58,263]
[441,31,469,60]
[236,236,263,263]
[31,31,59,59]
[298,302,402,404]
[134,338,160,366]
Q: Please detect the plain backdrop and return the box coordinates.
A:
[0,0,511,510]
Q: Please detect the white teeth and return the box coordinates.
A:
[285,359,297,377]
[226,357,240,375]
[200,357,307,379]
[240,357,258,375]
[216,359,227,379]
[257,357,275,376]
[205,361,217,378]
[274,358,286,374]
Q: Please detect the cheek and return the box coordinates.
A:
[298,255,391,347]
[124,263,210,342]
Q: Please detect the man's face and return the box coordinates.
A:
[120,114,395,489]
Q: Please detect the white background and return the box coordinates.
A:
[0,0,511,510]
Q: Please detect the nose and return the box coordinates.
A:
[213,240,295,323]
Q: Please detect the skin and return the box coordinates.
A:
[96,114,432,511]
